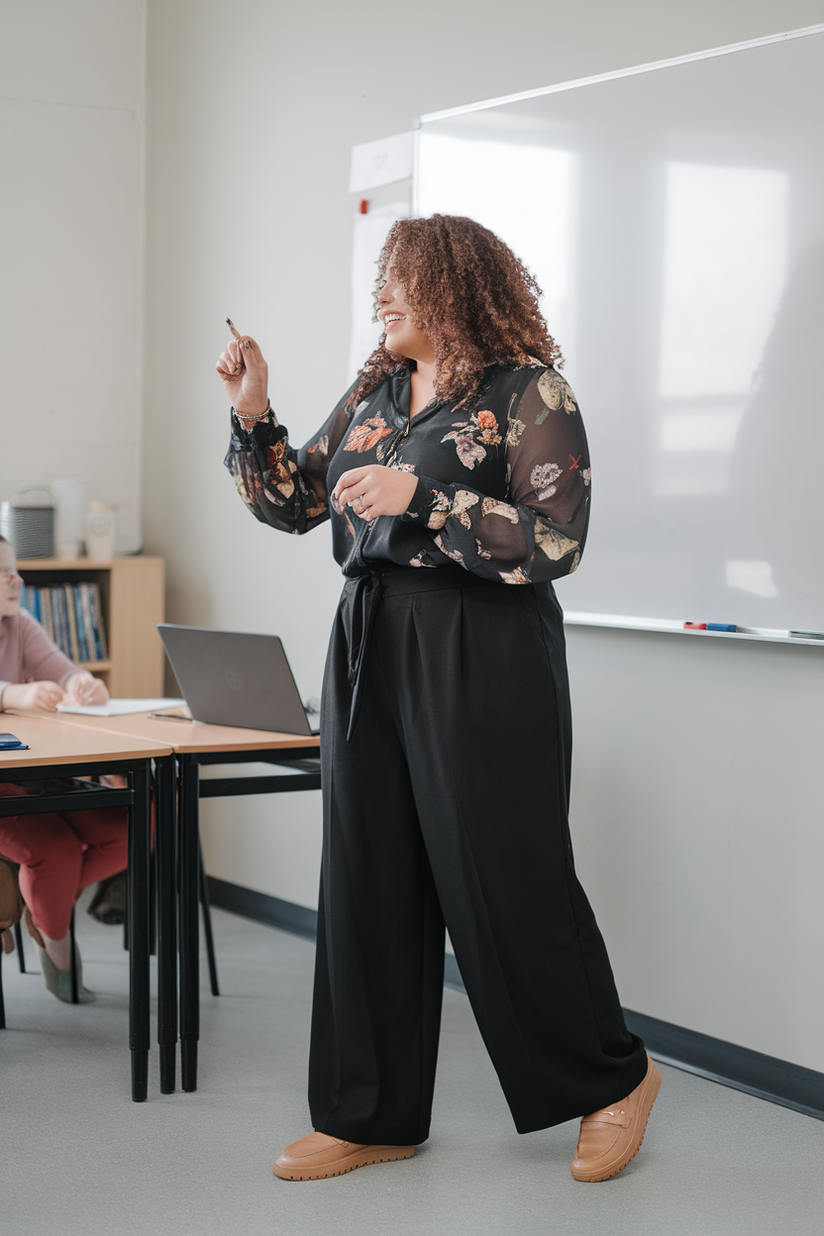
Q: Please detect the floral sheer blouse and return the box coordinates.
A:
[224,363,591,585]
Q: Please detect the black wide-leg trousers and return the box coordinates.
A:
[309,567,646,1146]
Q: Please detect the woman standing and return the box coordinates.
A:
[218,215,660,1182]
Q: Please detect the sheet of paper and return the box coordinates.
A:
[57,698,185,717]
[348,132,414,193]
[348,201,410,380]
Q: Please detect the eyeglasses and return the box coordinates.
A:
[1,569,22,583]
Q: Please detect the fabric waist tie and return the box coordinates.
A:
[339,564,499,741]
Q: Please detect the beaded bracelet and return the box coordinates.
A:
[235,400,271,429]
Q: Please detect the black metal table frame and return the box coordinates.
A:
[0,757,157,1102]
[175,747,321,1093]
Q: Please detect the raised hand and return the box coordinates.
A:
[215,334,269,418]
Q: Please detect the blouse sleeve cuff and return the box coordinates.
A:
[230,407,280,442]
[401,476,441,523]
[0,681,12,710]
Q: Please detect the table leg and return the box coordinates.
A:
[128,761,151,1102]
[155,755,177,1094]
[178,755,200,1092]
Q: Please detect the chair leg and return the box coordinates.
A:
[70,907,79,1004]
[0,947,6,1029]
[14,919,25,973]
[198,840,219,997]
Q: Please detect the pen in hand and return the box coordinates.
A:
[219,316,269,421]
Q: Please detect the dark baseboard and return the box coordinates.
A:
[206,877,824,1123]
[207,876,318,941]
[622,1009,824,1122]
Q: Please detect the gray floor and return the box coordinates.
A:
[2,896,823,1236]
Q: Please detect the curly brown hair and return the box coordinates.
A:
[354,215,562,408]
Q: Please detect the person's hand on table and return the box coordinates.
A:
[215,334,270,419]
[64,672,109,706]
[1,680,65,712]
[332,465,418,520]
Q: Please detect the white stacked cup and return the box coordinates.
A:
[85,501,117,560]
[52,476,91,559]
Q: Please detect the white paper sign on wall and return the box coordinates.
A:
[349,132,414,193]
[348,201,410,381]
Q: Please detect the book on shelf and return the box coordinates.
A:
[20,581,108,665]
[72,586,89,661]
[63,582,80,662]
[86,583,108,659]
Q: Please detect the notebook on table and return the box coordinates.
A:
[156,624,319,736]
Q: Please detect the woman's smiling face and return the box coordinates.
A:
[0,540,22,618]
[377,272,436,367]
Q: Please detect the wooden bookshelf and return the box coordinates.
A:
[17,556,165,697]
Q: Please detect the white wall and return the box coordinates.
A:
[0,1,146,552]
[142,0,824,1068]
[566,624,824,1070]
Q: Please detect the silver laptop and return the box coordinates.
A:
[157,624,319,735]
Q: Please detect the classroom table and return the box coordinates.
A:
[45,709,321,1094]
[0,713,171,1101]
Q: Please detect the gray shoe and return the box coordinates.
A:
[39,943,96,1004]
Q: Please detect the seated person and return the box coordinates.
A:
[0,534,128,1003]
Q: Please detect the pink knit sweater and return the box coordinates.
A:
[0,610,76,707]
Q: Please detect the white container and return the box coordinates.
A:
[52,476,91,558]
[85,502,117,560]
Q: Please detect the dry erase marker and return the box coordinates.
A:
[737,626,782,636]
[706,623,737,632]
[225,316,242,341]
[683,622,706,630]
[789,630,824,640]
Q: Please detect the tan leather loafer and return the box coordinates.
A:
[571,1054,662,1182]
[273,1131,415,1181]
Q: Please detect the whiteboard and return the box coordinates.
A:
[415,27,824,634]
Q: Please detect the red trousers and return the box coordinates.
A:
[0,783,127,939]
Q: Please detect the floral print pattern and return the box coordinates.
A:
[307,434,329,458]
[263,440,297,500]
[530,462,563,500]
[433,534,465,565]
[536,370,578,421]
[534,526,579,562]
[480,497,519,523]
[442,410,502,470]
[409,549,436,568]
[506,417,526,450]
[499,566,530,585]
[452,490,481,529]
[425,490,453,530]
[344,417,394,453]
